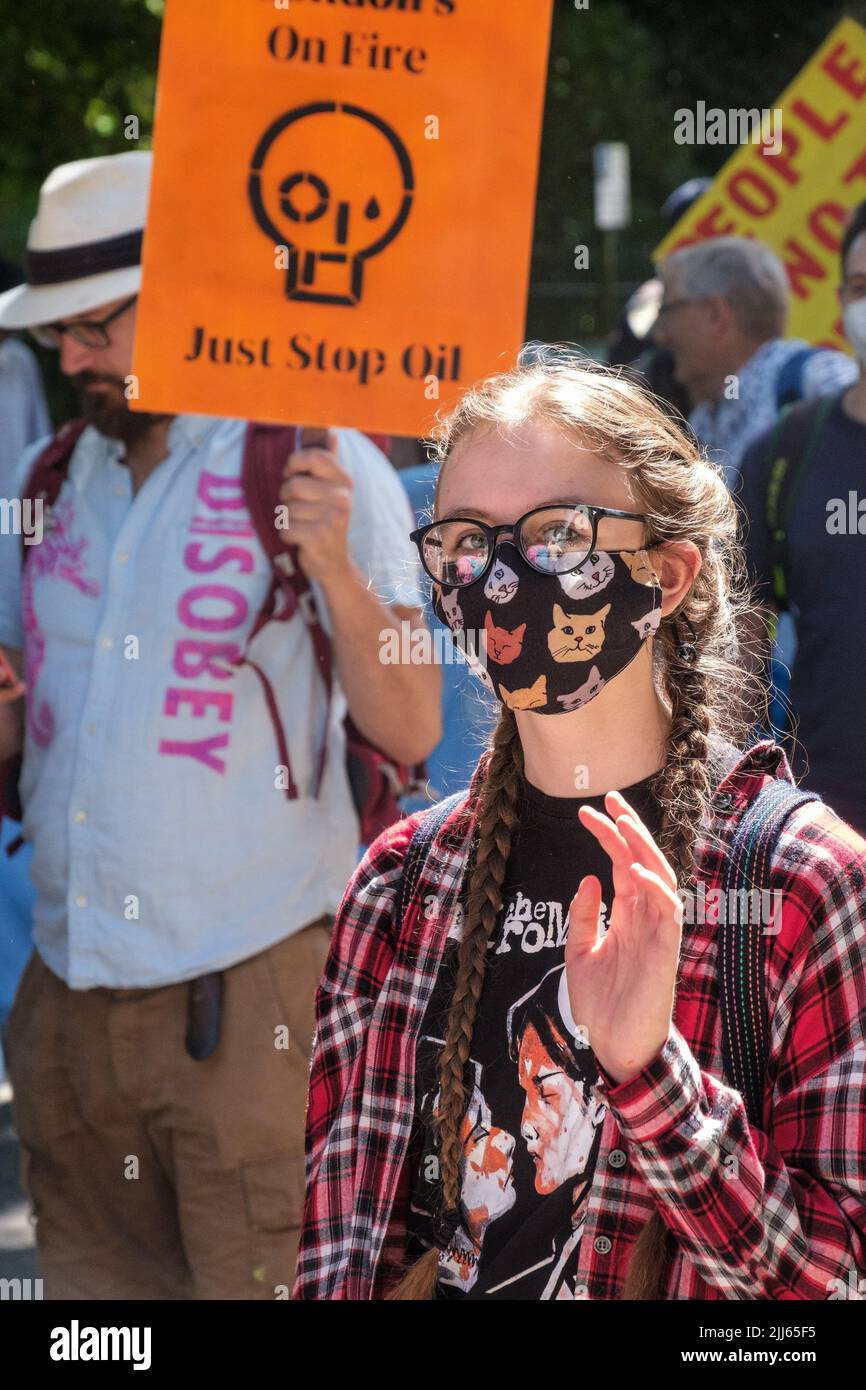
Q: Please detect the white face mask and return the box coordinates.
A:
[843,297,866,363]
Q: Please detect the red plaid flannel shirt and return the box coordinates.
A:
[293,740,866,1300]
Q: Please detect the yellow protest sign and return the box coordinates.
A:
[131,0,553,434]
[654,16,866,350]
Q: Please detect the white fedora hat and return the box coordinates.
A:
[0,151,151,330]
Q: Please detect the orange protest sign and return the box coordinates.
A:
[131,0,553,434]
[654,17,866,351]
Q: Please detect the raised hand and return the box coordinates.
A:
[565,788,683,1086]
[278,428,354,583]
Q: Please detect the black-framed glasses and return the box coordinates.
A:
[410,503,647,588]
[30,295,138,350]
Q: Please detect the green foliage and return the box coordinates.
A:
[0,0,162,258]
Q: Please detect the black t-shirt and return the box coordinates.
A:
[406,768,664,1300]
[738,391,866,830]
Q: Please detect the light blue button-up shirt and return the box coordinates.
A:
[0,416,422,988]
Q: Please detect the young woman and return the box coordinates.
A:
[293,353,866,1301]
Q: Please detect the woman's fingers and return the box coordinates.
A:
[605,789,639,819]
[605,802,678,892]
[577,805,636,896]
[566,874,604,953]
[630,862,683,931]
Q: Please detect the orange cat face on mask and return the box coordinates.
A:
[546,603,610,662]
[484,610,527,664]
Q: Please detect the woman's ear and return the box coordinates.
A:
[649,541,702,617]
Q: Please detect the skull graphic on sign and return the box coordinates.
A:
[248,101,414,306]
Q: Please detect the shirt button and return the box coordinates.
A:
[75,894,88,908]
[101,636,113,650]
[608,1148,627,1169]
[116,552,129,565]
[86,724,97,736]
[594,1236,612,1256]
[73,810,87,824]
[113,484,125,497]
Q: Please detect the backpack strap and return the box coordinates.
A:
[719,780,822,1127]
[762,395,834,613]
[240,422,334,801]
[395,790,469,936]
[0,420,87,843]
[19,418,88,556]
[240,425,412,815]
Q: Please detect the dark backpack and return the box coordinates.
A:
[761,392,837,614]
[0,419,428,843]
[396,775,821,1129]
[756,392,837,741]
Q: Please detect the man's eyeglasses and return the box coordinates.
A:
[410,503,647,588]
[30,295,138,350]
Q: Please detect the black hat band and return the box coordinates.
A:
[24,229,143,286]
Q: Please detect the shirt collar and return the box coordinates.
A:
[167,413,222,451]
[690,338,783,430]
[77,412,221,477]
[711,736,794,813]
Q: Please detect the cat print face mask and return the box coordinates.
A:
[432,541,663,715]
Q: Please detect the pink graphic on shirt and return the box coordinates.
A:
[22,496,101,747]
[158,470,256,775]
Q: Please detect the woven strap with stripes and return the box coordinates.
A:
[719,780,820,1127]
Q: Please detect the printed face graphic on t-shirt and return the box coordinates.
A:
[457,1087,517,1243]
[417,1056,518,1295]
[517,1022,606,1194]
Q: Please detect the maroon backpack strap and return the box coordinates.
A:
[240,422,334,801]
[1,418,87,845]
[20,418,88,558]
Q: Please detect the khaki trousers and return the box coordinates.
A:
[2,918,332,1300]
